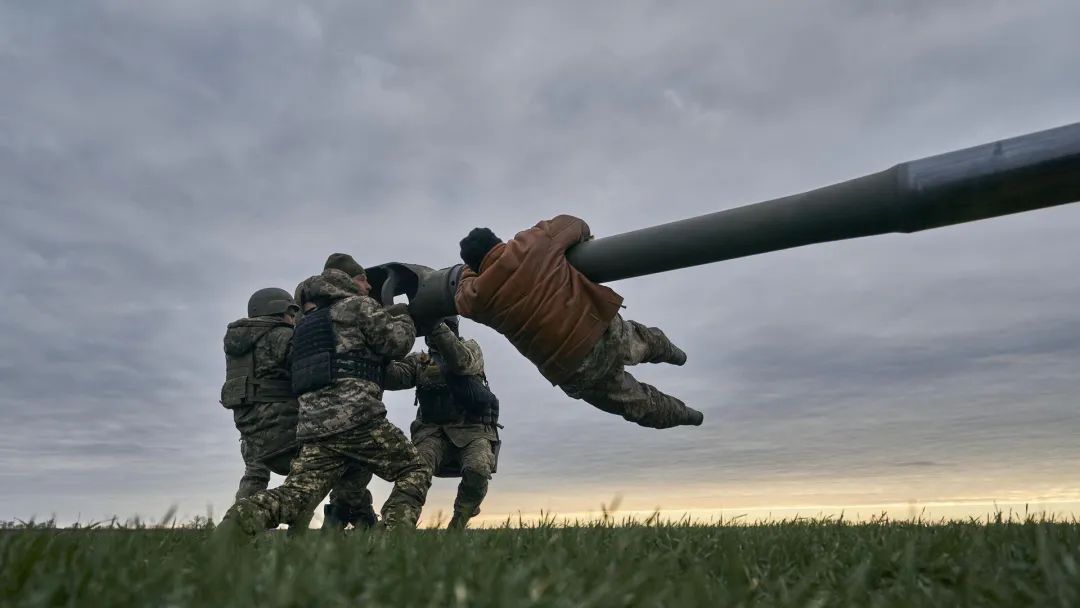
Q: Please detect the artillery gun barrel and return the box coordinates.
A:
[567,122,1080,283]
[368,122,1080,320]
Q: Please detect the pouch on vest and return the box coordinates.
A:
[221,376,249,408]
[222,347,293,407]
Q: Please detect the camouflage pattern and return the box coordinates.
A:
[223,316,299,461]
[384,322,498,527]
[233,445,376,528]
[413,429,496,527]
[292,269,416,441]
[222,417,428,533]
[324,468,377,529]
[235,446,304,502]
[385,324,497,447]
[235,454,271,502]
[223,316,294,381]
[559,314,700,429]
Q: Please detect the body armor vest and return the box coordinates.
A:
[415,351,499,426]
[291,306,384,396]
[221,325,293,408]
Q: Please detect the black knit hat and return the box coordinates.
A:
[459,228,502,272]
[324,253,366,278]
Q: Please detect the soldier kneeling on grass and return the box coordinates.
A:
[385,316,501,529]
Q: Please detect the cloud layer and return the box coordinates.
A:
[2,1,1079,523]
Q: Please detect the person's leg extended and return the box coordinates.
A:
[576,370,702,429]
[450,439,495,529]
[621,318,687,367]
[221,443,346,535]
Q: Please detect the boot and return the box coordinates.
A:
[448,509,475,530]
[636,323,687,366]
[352,507,379,530]
[210,514,255,546]
[321,504,348,531]
[448,502,481,530]
[684,408,704,426]
[663,345,687,366]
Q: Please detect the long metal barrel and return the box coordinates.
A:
[566,122,1080,283]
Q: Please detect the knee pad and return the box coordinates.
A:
[461,467,491,484]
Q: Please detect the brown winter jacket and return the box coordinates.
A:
[455,215,624,384]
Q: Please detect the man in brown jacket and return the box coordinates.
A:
[455,215,703,429]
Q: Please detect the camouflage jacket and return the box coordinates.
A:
[221,316,299,461]
[294,269,416,441]
[385,323,498,447]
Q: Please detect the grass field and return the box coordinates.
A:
[2,515,1079,607]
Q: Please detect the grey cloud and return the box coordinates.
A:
[2,0,1079,522]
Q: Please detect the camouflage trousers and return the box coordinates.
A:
[235,442,376,528]
[413,430,496,526]
[559,314,698,429]
[324,469,377,529]
[235,453,272,503]
[223,417,427,534]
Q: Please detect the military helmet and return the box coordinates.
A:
[248,287,300,317]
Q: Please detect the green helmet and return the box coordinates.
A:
[247,287,299,317]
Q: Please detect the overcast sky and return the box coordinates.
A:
[2,1,1079,526]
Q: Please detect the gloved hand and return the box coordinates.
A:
[413,316,446,337]
[384,303,410,318]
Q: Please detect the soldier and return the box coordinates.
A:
[221,287,378,530]
[455,215,704,429]
[221,288,301,501]
[385,316,500,529]
[216,255,428,538]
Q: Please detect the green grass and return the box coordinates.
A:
[2,515,1079,607]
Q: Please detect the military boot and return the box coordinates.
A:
[633,322,687,366]
[210,516,251,546]
[210,508,266,546]
[684,408,704,426]
[353,508,379,530]
[321,504,348,531]
[661,344,687,366]
[448,506,480,530]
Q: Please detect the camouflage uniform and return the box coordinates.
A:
[559,314,696,429]
[221,315,376,525]
[222,270,425,534]
[221,316,300,501]
[385,323,499,528]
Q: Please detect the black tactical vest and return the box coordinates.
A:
[291,307,384,396]
[220,325,293,408]
[415,351,499,426]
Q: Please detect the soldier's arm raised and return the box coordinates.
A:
[383,353,421,391]
[356,296,417,360]
[429,324,482,375]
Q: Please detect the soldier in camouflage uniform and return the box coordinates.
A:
[221,287,377,529]
[221,288,301,502]
[218,256,427,537]
[385,317,500,529]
